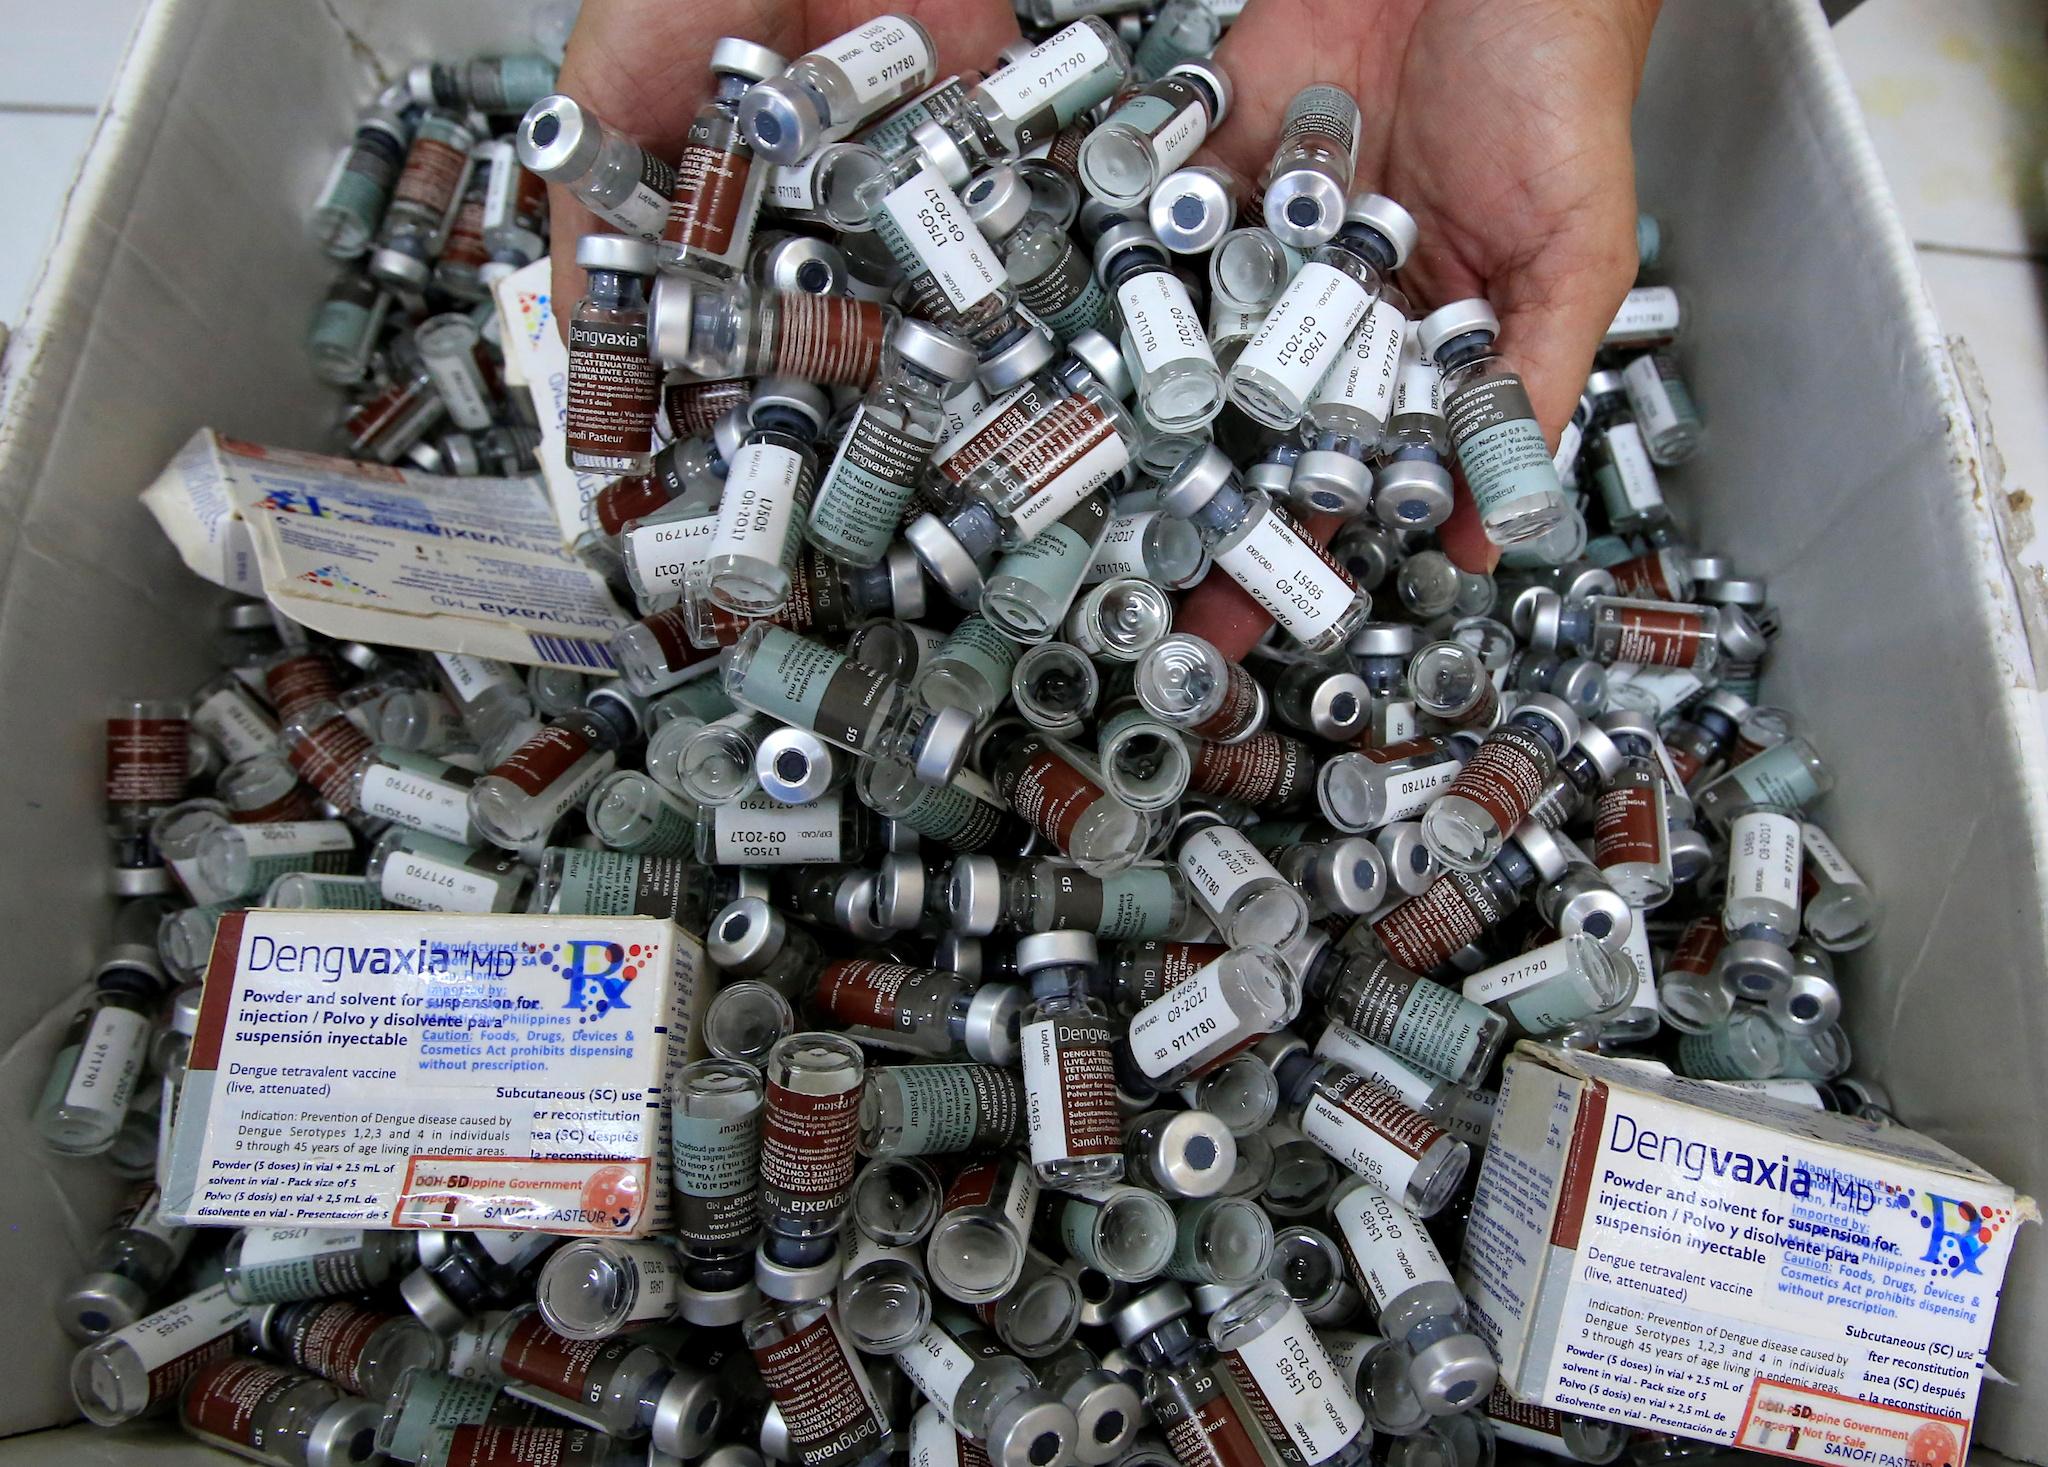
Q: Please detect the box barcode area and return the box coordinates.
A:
[528,633,617,670]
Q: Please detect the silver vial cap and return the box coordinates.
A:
[1557,877,1632,947]
[894,318,979,387]
[575,232,658,276]
[965,983,1026,1066]
[109,864,173,897]
[911,117,976,189]
[840,874,892,943]
[885,542,932,621]
[875,854,926,932]
[978,325,1059,394]
[1348,621,1416,658]
[1167,58,1233,126]
[63,1273,149,1340]
[934,933,982,979]
[1667,824,1714,883]
[1066,329,1132,402]
[1345,192,1418,269]
[711,37,788,82]
[750,375,830,434]
[1516,586,1565,650]
[760,236,847,296]
[398,1267,468,1336]
[1409,1335,1498,1416]
[1141,1109,1237,1198]
[1312,838,1386,917]
[306,1397,384,1467]
[1093,220,1161,284]
[1158,444,1234,519]
[1688,555,1732,581]
[1416,299,1501,360]
[985,1392,1079,1467]
[1112,1283,1192,1345]
[1699,687,1753,720]
[1149,168,1234,254]
[1372,458,1454,529]
[517,95,601,181]
[1516,691,1580,749]
[1718,938,1796,999]
[756,727,836,804]
[1290,450,1372,516]
[1550,658,1609,714]
[1300,672,1373,741]
[678,1278,758,1326]
[737,79,827,168]
[649,272,695,365]
[1718,606,1770,662]
[1510,820,1572,884]
[904,515,986,605]
[962,165,1033,241]
[1242,456,1292,499]
[171,983,204,1035]
[755,1243,842,1302]
[705,1446,768,1467]
[1770,967,1841,1032]
[1585,368,1628,399]
[1015,930,1099,974]
[913,705,976,785]
[654,1367,729,1458]
[708,897,785,972]
[760,1404,793,1463]
[1571,721,1625,781]
[950,855,1004,938]
[1698,577,1768,608]
[370,247,432,292]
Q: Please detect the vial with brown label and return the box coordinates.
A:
[468,699,636,849]
[1017,932,1125,1185]
[1274,1048,1470,1218]
[517,95,675,242]
[1134,633,1267,745]
[745,1300,894,1467]
[660,39,787,277]
[368,110,478,292]
[758,1031,865,1290]
[252,1299,444,1403]
[1590,713,1674,906]
[1521,588,1765,676]
[177,1357,384,1467]
[1420,694,1578,872]
[565,234,660,476]
[1112,1285,1271,1467]
[650,269,893,387]
[991,734,1146,874]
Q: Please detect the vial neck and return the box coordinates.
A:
[750,409,816,443]
[1104,250,1170,291]
[1191,482,1255,538]
[1330,225,1394,276]
[944,501,1003,562]
[1434,330,1496,373]
[585,269,640,312]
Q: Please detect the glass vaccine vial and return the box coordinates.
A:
[1228,193,1415,431]
[467,700,637,849]
[703,377,830,615]
[566,234,661,476]
[253,1300,444,1403]
[72,1281,250,1428]
[990,735,1146,874]
[964,167,1116,345]
[740,15,938,166]
[1158,445,1369,655]
[1125,946,1297,1089]
[1078,60,1230,213]
[1462,933,1638,1036]
[1419,298,1569,547]
[1208,1282,1369,1467]
[1173,811,1310,952]
[1096,221,1222,433]
[1017,931,1126,1185]
[809,319,978,567]
[1112,1285,1272,1467]
[672,1057,766,1319]
[661,38,788,277]
[1262,84,1364,249]
[759,1032,866,1273]
[1328,1181,1493,1414]
[895,1323,1079,1467]
[649,270,893,386]
[1420,694,1579,872]
[745,1300,894,1467]
[312,102,408,259]
[859,1063,1026,1159]
[516,94,675,242]
[177,1357,383,1467]
[368,109,478,292]
[37,985,155,1156]
[1134,633,1268,745]
[1274,1050,1470,1219]
[1307,944,1506,1091]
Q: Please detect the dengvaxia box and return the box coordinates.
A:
[164,910,706,1237]
[1460,1046,2031,1462]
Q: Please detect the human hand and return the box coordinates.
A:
[546,0,1023,338]
[1206,0,1660,566]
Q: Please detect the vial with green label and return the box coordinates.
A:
[1420,298,1570,547]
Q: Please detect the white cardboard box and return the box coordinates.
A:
[0,0,2044,1460]
[1462,1046,2026,1457]
[162,911,706,1238]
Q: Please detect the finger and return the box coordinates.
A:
[1438,479,1501,574]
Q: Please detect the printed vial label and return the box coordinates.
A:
[106,717,189,806]
[811,407,932,563]
[760,1080,862,1221]
[735,626,897,753]
[995,738,1111,855]
[1729,809,1802,920]
[1120,269,1215,378]
[1278,84,1361,152]
[980,23,1115,150]
[753,1312,889,1467]
[193,688,279,762]
[1595,420,1663,515]
[567,319,659,468]
[895,1324,977,1417]
[104,1281,248,1415]
[1371,873,1501,973]
[888,776,1008,852]
[361,751,475,842]
[1330,1182,1453,1310]
[1312,296,1405,429]
[1607,285,1682,341]
[879,1064,1023,1154]
[1003,399,1128,540]
[1040,865,1182,938]
[878,163,1006,314]
[593,148,674,241]
[1178,824,1284,926]
[1594,601,1708,668]
[278,1301,389,1395]
[773,294,888,386]
[64,1004,149,1115]
[1444,725,1552,833]
[288,718,376,814]
[1224,1303,1365,1465]
[1237,262,1371,408]
[1444,373,1559,518]
[713,441,811,573]
[1300,1071,1446,1199]
[1153,1364,1269,1467]
[666,123,756,261]
[713,792,847,863]
[1128,957,1244,1079]
[185,1358,305,1448]
[1801,823,1865,890]
[1726,742,1823,811]
[1214,509,1356,644]
[1021,1014,1122,1165]
[1593,765,1664,869]
[1328,955,1491,1085]
[1016,240,1111,342]
[232,1228,372,1303]
[1463,940,1590,1033]
[820,16,933,106]
[494,712,607,797]
[1191,732,1315,808]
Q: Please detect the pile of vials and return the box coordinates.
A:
[58,8,1892,1467]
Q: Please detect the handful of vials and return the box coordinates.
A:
[59,8,1890,1467]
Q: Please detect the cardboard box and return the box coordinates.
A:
[163,911,706,1236]
[1462,1045,2029,1458]
[0,0,2045,1457]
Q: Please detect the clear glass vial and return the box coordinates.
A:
[703,377,830,614]
[739,15,939,166]
[1419,298,1569,547]
[516,94,673,241]
[1018,931,1127,1186]
[565,234,662,475]
[1208,1282,1369,1466]
[1097,222,1223,433]
[1262,84,1364,249]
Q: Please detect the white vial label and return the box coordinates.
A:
[1178,824,1281,924]
[1621,352,1680,443]
[626,512,719,593]
[1227,1303,1365,1464]
[939,380,991,442]
[820,17,933,108]
[65,1005,149,1115]
[238,1227,364,1272]
[1379,760,1457,824]
[1800,823,1864,888]
[1312,296,1405,429]
[194,688,279,762]
[1392,345,1440,417]
[879,163,1006,314]
[713,792,845,863]
[1214,510,1353,643]
[607,1241,681,1325]
[1602,421,1663,511]
[1608,285,1682,339]
[361,765,471,843]
[1312,1026,1435,1112]
[1128,959,1241,1079]
[1085,512,1161,583]
[1461,940,1570,1008]
[767,155,824,212]
[1237,263,1371,407]
[910,1405,961,1467]
[476,1231,553,1268]
[1729,809,1802,920]
[1619,916,1658,1017]
[1150,101,1207,175]
[895,1325,977,1417]
[115,1280,247,1373]
[713,442,806,568]
[1331,1181,1455,1308]
[979,24,1110,128]
[381,852,500,912]
[1300,1083,1428,1200]
[1118,270,1215,377]
[436,652,522,704]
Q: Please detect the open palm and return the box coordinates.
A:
[547,0,1023,325]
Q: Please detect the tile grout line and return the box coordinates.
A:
[0,103,99,117]
[1914,240,2048,266]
